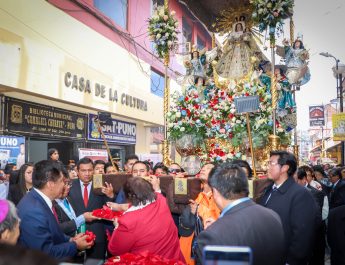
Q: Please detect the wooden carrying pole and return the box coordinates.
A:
[96,119,115,168]
[246,113,257,178]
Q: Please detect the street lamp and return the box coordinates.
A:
[320,52,345,165]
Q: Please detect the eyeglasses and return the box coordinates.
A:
[168,168,181,174]
[64,182,72,187]
[267,161,280,167]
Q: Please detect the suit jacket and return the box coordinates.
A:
[327,204,345,265]
[53,200,77,237]
[329,179,345,209]
[259,177,318,265]
[68,179,112,259]
[108,193,185,263]
[196,199,285,265]
[17,189,77,260]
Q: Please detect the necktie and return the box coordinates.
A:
[64,198,71,212]
[83,184,89,208]
[52,204,59,222]
[265,186,278,206]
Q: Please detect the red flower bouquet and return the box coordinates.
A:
[104,251,185,265]
[92,206,123,220]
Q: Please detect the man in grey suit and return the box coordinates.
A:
[196,163,285,265]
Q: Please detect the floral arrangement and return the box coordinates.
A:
[168,76,290,163]
[250,0,294,32]
[105,252,185,265]
[148,6,179,59]
[92,206,123,220]
[167,87,208,140]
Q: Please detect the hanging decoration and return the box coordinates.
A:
[148,6,179,59]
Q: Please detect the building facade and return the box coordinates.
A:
[0,0,212,165]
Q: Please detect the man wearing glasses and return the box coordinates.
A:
[54,167,97,237]
[259,151,318,265]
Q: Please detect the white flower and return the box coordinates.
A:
[167,40,172,47]
[158,8,165,17]
[165,32,169,37]
[236,120,242,124]
[171,10,176,16]
[180,127,185,132]
[176,112,181,118]
[156,33,161,39]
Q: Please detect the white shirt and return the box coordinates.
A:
[79,180,92,200]
[34,188,53,213]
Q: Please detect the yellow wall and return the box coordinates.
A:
[0,0,165,125]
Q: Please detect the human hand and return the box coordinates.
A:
[83,212,99,222]
[204,217,216,229]
[102,182,114,199]
[106,202,129,212]
[189,199,198,215]
[113,218,119,230]
[73,234,93,250]
[148,175,161,192]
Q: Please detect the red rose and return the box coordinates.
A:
[85,230,96,243]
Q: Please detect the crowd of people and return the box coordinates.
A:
[0,149,344,265]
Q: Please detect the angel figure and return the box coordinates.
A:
[215,17,266,80]
[275,67,296,112]
[277,36,311,86]
[177,46,218,91]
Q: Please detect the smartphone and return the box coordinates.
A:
[203,246,252,265]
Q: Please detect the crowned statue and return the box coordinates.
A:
[277,34,311,86]
[215,16,266,81]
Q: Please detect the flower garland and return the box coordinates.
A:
[148,6,179,59]
[250,0,294,32]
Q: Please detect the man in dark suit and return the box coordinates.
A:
[17,160,92,260]
[327,204,345,265]
[296,167,327,265]
[196,163,285,265]
[259,151,318,265]
[68,157,114,260]
[54,166,98,237]
[328,167,345,209]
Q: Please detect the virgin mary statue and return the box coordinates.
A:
[215,18,265,80]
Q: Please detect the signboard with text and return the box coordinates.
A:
[88,114,136,144]
[5,97,87,139]
[78,148,108,162]
[0,136,25,169]
[332,113,345,141]
[309,105,325,127]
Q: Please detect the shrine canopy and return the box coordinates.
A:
[178,0,251,32]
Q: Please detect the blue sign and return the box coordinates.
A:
[88,114,136,144]
[0,136,25,169]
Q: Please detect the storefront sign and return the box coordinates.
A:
[5,97,87,139]
[88,114,136,144]
[78,148,108,162]
[64,72,147,111]
[0,136,25,169]
[332,113,345,141]
[309,105,325,127]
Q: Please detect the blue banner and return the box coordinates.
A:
[0,136,25,169]
[88,114,136,144]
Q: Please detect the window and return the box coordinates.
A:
[151,69,165,97]
[197,35,205,50]
[182,17,192,53]
[151,0,164,13]
[94,0,128,29]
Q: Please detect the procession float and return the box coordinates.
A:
[148,0,311,176]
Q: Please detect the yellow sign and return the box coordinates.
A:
[332,113,345,141]
[174,178,188,195]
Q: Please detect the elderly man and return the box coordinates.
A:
[196,163,285,265]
